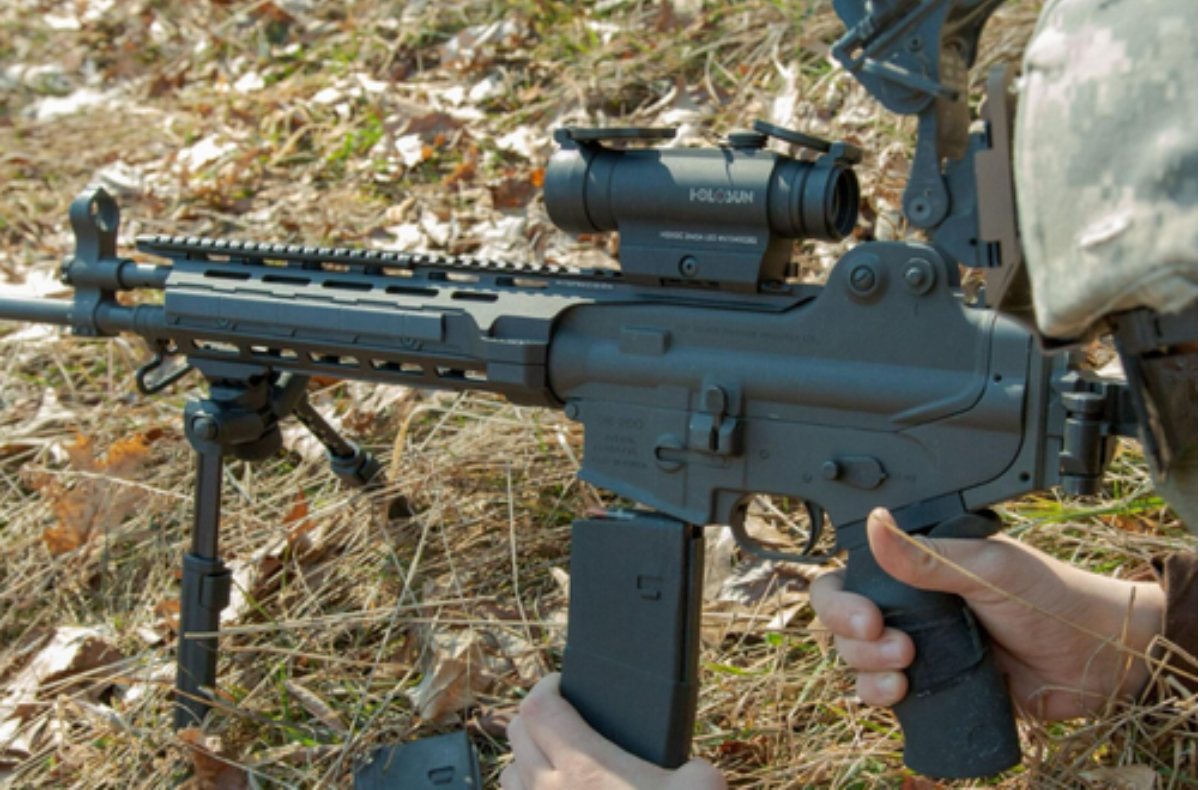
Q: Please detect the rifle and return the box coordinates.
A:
[0,0,1145,780]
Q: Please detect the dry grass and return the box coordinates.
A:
[0,1,1195,788]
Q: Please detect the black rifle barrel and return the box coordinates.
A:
[0,297,74,326]
[0,298,169,341]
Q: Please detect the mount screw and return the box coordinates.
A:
[849,265,877,295]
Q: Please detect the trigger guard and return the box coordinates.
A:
[728,499,835,565]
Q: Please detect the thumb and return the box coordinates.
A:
[866,508,1002,598]
[520,673,638,768]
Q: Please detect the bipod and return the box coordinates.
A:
[174,360,384,730]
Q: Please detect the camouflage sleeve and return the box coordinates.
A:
[1014,0,1198,341]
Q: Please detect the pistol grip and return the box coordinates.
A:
[560,514,704,768]
[844,534,1021,778]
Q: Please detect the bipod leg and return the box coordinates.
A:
[169,366,391,731]
[292,396,384,491]
[271,373,385,492]
[175,443,233,730]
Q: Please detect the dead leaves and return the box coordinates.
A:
[283,489,318,558]
[1079,765,1161,790]
[489,170,542,209]
[406,578,552,725]
[900,778,948,790]
[27,429,166,557]
[178,728,250,790]
[407,634,494,724]
[700,522,823,646]
[0,627,123,767]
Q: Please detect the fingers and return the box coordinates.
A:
[500,764,527,790]
[518,673,593,765]
[811,563,916,710]
[507,714,552,782]
[516,673,640,775]
[833,627,914,672]
[811,569,885,641]
[665,758,729,790]
[812,509,1030,713]
[866,508,1007,598]
[812,568,913,667]
[509,672,683,789]
[856,671,908,707]
[812,576,915,681]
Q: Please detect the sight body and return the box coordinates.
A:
[545,129,859,291]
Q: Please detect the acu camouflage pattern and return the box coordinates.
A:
[1014,0,1198,341]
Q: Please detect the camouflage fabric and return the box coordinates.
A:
[1014,0,1198,341]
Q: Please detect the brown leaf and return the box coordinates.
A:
[408,631,493,723]
[39,430,162,556]
[249,555,285,603]
[901,777,946,790]
[64,432,99,473]
[409,655,490,723]
[102,432,156,477]
[42,517,96,555]
[716,559,816,607]
[402,111,460,140]
[284,490,314,544]
[655,0,682,33]
[0,627,123,725]
[490,175,537,209]
[715,735,771,766]
[155,599,182,634]
[1080,766,1159,790]
[442,146,479,187]
[178,728,250,790]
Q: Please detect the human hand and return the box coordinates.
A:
[810,509,1166,721]
[502,673,726,790]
